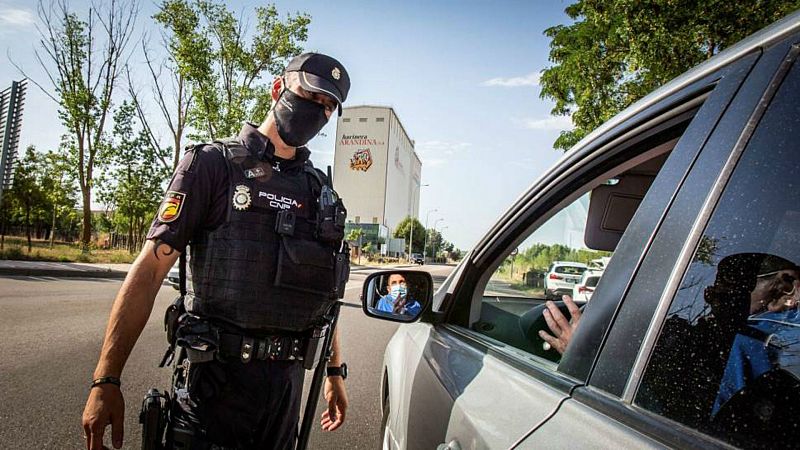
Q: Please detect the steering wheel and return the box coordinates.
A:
[518,300,586,362]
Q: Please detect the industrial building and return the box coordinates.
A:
[333,105,422,255]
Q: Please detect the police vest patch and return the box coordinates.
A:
[232,185,252,210]
[244,167,266,179]
[158,191,186,222]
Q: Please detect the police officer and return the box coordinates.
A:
[81,52,351,450]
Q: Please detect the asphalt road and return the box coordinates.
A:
[0,264,454,450]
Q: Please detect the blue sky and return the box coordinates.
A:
[0,0,574,250]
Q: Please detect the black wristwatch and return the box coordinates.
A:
[326,363,348,380]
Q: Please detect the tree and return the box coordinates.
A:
[153,0,310,142]
[346,227,364,244]
[346,227,365,264]
[540,1,800,151]
[426,228,444,259]
[40,146,79,247]
[97,101,171,252]
[21,0,138,251]
[125,40,191,170]
[394,216,425,253]
[7,147,47,252]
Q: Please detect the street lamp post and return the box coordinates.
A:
[422,208,437,262]
[434,225,448,263]
[408,184,429,261]
[430,218,444,263]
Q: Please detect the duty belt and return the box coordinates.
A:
[218,332,307,363]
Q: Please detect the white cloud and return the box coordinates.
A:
[0,7,36,27]
[481,72,540,87]
[414,141,470,168]
[518,115,573,131]
[416,140,471,156]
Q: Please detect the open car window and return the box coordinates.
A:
[473,140,676,364]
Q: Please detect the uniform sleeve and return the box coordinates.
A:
[146,146,228,252]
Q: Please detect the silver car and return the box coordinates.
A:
[361,12,800,449]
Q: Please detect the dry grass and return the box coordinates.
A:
[0,236,137,263]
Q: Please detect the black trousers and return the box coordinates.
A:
[171,358,305,450]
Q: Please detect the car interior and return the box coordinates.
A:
[472,136,679,363]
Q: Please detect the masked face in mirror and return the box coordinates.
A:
[363,271,431,321]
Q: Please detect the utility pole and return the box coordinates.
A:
[422,208,437,263]
[0,79,27,206]
[430,218,444,263]
[407,185,428,261]
[408,219,414,262]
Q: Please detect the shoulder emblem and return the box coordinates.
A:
[158,191,186,223]
[232,185,252,211]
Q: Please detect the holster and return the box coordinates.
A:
[139,388,169,450]
[334,243,351,299]
[175,315,219,364]
[302,324,329,370]
[159,296,186,368]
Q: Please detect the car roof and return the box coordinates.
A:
[552,261,588,267]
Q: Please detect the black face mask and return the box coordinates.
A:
[273,87,329,147]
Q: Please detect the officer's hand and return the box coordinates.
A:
[321,376,348,431]
[82,384,125,450]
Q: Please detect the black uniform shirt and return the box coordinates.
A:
[146,123,312,252]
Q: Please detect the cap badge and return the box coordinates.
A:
[332,67,341,80]
[232,185,252,211]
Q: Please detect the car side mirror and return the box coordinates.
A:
[361,270,433,322]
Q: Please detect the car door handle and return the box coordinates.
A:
[437,439,462,450]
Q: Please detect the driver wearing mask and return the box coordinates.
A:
[376,273,422,316]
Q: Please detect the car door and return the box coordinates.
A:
[399,39,758,450]
[517,23,800,450]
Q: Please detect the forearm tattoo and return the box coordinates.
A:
[152,239,176,260]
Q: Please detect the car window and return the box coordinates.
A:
[474,144,675,363]
[555,266,587,275]
[634,59,800,448]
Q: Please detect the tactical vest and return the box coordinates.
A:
[185,139,339,333]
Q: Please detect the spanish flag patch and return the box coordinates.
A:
[158,191,186,223]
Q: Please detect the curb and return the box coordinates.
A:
[0,268,129,279]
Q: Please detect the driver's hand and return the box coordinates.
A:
[538,295,582,354]
[769,279,800,312]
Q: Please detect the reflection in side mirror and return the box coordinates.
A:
[361,270,433,323]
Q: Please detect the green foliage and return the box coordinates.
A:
[2,145,79,250]
[540,1,800,151]
[154,0,310,140]
[393,216,425,253]
[97,101,172,252]
[32,0,137,250]
[362,241,374,255]
[346,227,364,243]
[503,243,611,280]
[0,236,137,263]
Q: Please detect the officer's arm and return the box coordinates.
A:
[92,239,180,379]
[329,327,343,368]
[320,326,348,431]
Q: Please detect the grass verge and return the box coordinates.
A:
[0,236,137,264]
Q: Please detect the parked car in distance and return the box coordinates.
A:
[410,253,424,265]
[167,260,180,290]
[360,13,800,450]
[544,261,588,299]
[572,270,603,302]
